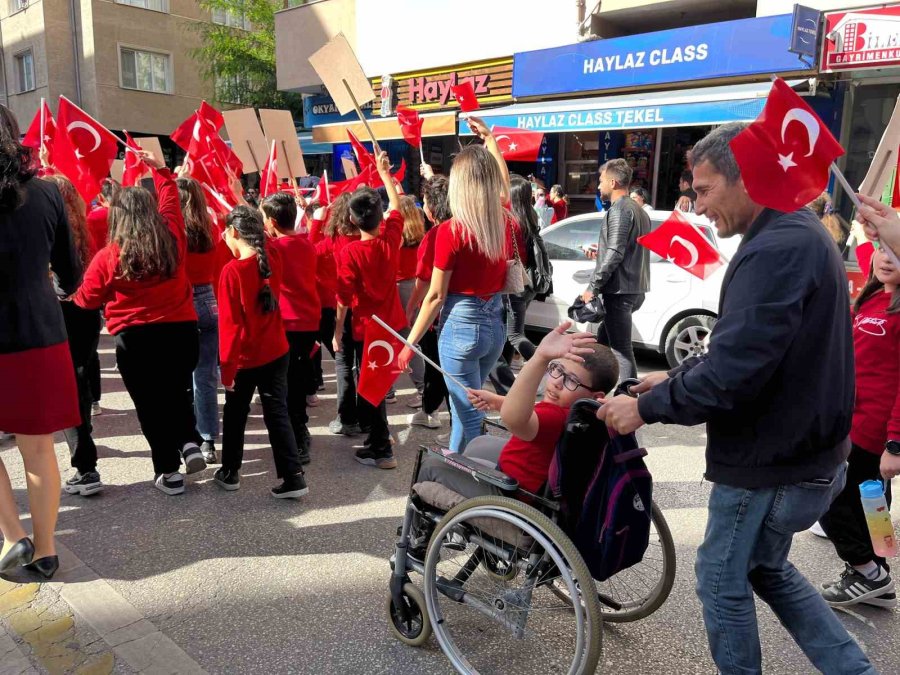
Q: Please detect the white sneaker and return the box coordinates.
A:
[154,472,185,495]
[407,393,423,409]
[410,411,441,429]
[808,521,829,539]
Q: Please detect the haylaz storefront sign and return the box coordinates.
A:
[513,14,810,97]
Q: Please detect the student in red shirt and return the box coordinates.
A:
[400,119,523,452]
[177,178,220,465]
[819,245,900,608]
[215,206,308,499]
[393,195,426,406]
[333,152,406,468]
[262,192,320,465]
[73,152,205,496]
[549,185,568,224]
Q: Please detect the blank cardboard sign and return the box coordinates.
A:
[110,158,124,183]
[133,137,164,181]
[308,33,374,116]
[259,108,307,179]
[341,156,358,178]
[859,95,900,199]
[222,109,269,174]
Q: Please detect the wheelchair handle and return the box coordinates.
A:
[614,378,642,398]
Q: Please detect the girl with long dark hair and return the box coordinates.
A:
[74,151,205,496]
[215,206,308,498]
[177,177,220,464]
[0,104,81,582]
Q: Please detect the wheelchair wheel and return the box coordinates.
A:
[552,501,676,623]
[422,496,602,675]
[386,583,432,646]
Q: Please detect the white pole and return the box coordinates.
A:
[832,161,900,268]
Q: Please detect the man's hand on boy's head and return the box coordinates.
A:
[467,388,504,413]
[596,394,645,434]
[535,321,596,364]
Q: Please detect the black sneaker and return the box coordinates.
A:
[271,473,309,499]
[297,443,311,466]
[64,470,103,496]
[200,441,217,464]
[328,418,361,436]
[181,443,207,474]
[213,468,240,491]
[354,447,397,469]
[385,390,397,404]
[154,472,184,495]
[821,564,895,607]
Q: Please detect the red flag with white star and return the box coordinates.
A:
[57,96,119,190]
[729,78,844,212]
[358,318,406,406]
[121,132,148,188]
[259,140,278,198]
[637,211,725,280]
[396,104,423,148]
[347,129,376,173]
[450,80,480,112]
[22,100,57,166]
[491,127,544,162]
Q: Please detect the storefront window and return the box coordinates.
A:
[564,132,600,198]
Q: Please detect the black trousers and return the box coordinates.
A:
[420,328,448,416]
[348,335,391,453]
[222,352,301,479]
[598,293,645,381]
[313,307,336,390]
[334,310,359,425]
[61,302,102,473]
[115,321,201,475]
[87,348,101,404]
[820,444,893,571]
[286,330,318,446]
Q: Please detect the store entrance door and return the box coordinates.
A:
[656,126,711,211]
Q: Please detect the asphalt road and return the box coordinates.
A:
[1,339,898,674]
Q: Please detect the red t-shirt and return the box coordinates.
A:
[397,243,420,281]
[217,249,289,387]
[851,291,900,454]
[433,217,524,296]
[186,250,217,287]
[416,225,442,283]
[86,206,109,259]
[269,233,320,332]
[314,238,337,310]
[497,402,570,494]
[550,200,568,224]
[73,169,196,335]
[308,218,325,244]
[336,210,408,341]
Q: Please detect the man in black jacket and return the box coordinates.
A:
[598,124,874,674]
[582,158,650,379]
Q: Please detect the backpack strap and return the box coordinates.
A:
[613,447,649,463]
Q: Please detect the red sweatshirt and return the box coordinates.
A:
[186,250,217,287]
[314,238,337,310]
[73,169,196,334]
[851,290,900,454]
[336,210,407,341]
[218,248,289,387]
[397,243,419,281]
[86,206,109,259]
[269,233,320,332]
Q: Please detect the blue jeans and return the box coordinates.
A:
[696,463,876,675]
[438,294,506,452]
[192,285,219,441]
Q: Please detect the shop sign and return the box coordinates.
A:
[513,14,810,98]
[380,58,513,112]
[821,6,900,72]
[379,75,394,117]
[303,94,377,128]
[790,5,821,58]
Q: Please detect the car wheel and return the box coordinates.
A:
[664,315,716,368]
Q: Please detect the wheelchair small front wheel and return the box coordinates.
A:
[386,583,432,646]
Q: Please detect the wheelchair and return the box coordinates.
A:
[385,383,677,674]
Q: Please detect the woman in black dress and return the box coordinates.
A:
[0,104,82,582]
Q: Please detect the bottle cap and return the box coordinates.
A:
[859,480,885,499]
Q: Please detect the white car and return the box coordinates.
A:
[526,209,740,367]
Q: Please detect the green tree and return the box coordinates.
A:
[193,0,303,118]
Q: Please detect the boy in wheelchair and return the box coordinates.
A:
[414,321,619,511]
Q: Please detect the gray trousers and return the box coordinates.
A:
[417,436,506,499]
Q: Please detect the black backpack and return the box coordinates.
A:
[526,231,553,298]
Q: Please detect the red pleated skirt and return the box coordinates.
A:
[0,341,80,434]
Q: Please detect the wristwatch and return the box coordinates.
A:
[886,440,900,456]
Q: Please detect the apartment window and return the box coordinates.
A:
[116,0,169,12]
[14,50,34,94]
[9,0,28,13]
[212,6,251,30]
[120,47,171,94]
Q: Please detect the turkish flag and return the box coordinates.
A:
[637,211,724,280]
[357,318,405,406]
[396,104,423,148]
[57,97,119,188]
[492,127,544,162]
[22,100,57,166]
[121,132,148,187]
[199,181,235,217]
[260,141,278,198]
[171,101,223,152]
[730,78,844,212]
[51,126,101,203]
[347,129,376,172]
[450,80,480,112]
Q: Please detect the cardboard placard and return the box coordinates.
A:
[132,137,164,180]
[341,156,358,178]
[858,95,900,201]
[110,159,124,183]
[222,108,269,174]
[259,108,307,179]
[308,33,374,117]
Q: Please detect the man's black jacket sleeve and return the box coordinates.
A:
[589,203,632,293]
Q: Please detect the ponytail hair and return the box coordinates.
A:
[226,205,278,314]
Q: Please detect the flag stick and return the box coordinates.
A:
[39,98,45,155]
[831,162,900,268]
[419,143,426,166]
[323,169,330,204]
[372,315,469,393]
[342,79,382,155]
[245,140,262,174]
[280,140,298,191]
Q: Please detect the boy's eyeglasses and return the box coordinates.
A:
[546,361,589,392]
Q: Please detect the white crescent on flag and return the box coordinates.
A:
[67,121,101,153]
[780,108,819,157]
[668,235,699,269]
[368,340,395,368]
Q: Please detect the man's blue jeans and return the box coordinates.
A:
[696,462,876,675]
[438,293,506,452]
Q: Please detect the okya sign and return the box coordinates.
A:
[513,14,810,98]
[822,5,900,72]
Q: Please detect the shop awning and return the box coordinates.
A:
[459,81,805,134]
[311,111,457,144]
[298,132,334,155]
